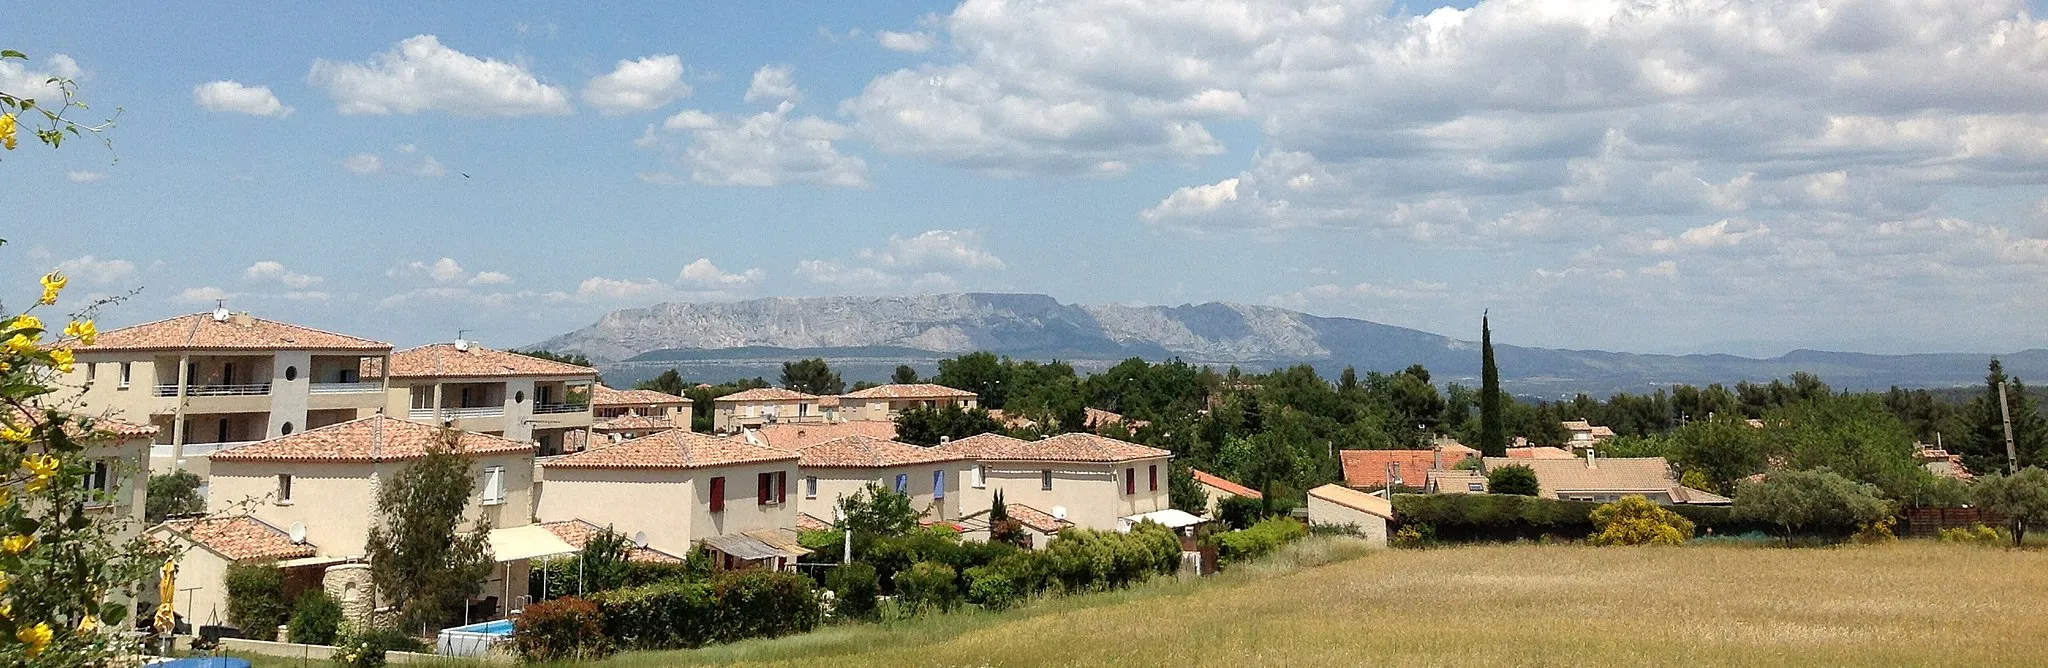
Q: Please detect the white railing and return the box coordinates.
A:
[310,382,382,394]
[410,406,504,420]
[155,383,271,397]
[532,403,587,415]
[151,440,257,458]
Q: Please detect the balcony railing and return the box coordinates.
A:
[151,440,257,458]
[533,402,588,415]
[154,383,272,397]
[410,406,504,420]
[310,382,383,394]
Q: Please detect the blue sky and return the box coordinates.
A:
[6,0,2048,358]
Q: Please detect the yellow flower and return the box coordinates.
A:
[0,422,27,443]
[0,113,16,151]
[16,622,50,657]
[48,348,74,374]
[1,335,30,356]
[78,615,101,634]
[63,319,97,345]
[22,453,58,493]
[1,534,33,554]
[38,273,66,306]
[8,315,42,335]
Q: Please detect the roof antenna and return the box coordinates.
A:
[455,329,472,352]
[212,300,231,322]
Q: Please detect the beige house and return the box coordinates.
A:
[369,341,595,456]
[748,421,898,451]
[1480,452,1732,505]
[1305,484,1392,547]
[1562,420,1618,449]
[148,516,320,628]
[937,432,1172,532]
[835,384,978,422]
[65,309,393,474]
[536,429,806,568]
[1188,468,1262,517]
[591,384,691,427]
[786,434,967,522]
[712,387,826,431]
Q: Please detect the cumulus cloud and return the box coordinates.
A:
[388,257,498,284]
[876,31,937,53]
[54,255,136,285]
[584,54,689,114]
[575,276,671,302]
[309,35,572,117]
[678,258,764,287]
[0,54,79,103]
[343,145,446,178]
[639,90,867,187]
[469,271,514,286]
[243,260,323,288]
[797,229,1004,290]
[343,153,383,175]
[192,81,293,117]
[66,171,106,183]
[743,65,801,104]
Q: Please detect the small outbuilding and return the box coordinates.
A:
[1305,484,1394,548]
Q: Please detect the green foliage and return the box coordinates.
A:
[332,624,427,668]
[1761,394,1932,500]
[1480,315,1506,457]
[1392,493,1757,542]
[512,596,611,662]
[515,349,593,368]
[1732,468,1893,539]
[682,377,769,431]
[224,562,289,640]
[1666,417,1768,493]
[891,365,920,384]
[364,428,495,634]
[1587,496,1695,546]
[1938,524,2007,544]
[780,358,845,395]
[1487,464,1540,496]
[894,561,962,612]
[893,404,1005,446]
[1603,434,1674,459]
[591,570,821,651]
[1212,517,1307,563]
[1972,467,2048,547]
[1678,469,1718,494]
[1167,463,1209,514]
[825,562,880,620]
[1392,523,1434,548]
[839,483,920,557]
[635,369,686,396]
[1216,495,1265,530]
[1043,523,1183,591]
[962,551,1043,611]
[287,590,343,646]
[145,469,204,523]
[1955,360,2048,475]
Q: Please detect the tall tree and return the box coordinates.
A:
[891,365,920,384]
[780,358,845,395]
[634,368,685,396]
[894,405,1005,446]
[934,352,1010,408]
[365,429,495,634]
[1957,360,2048,475]
[1479,313,1507,456]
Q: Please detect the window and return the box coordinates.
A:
[894,474,909,494]
[1467,482,1485,492]
[482,466,506,505]
[1125,467,1136,495]
[805,476,818,499]
[1041,469,1053,491]
[277,474,294,504]
[284,366,298,381]
[118,362,131,388]
[1149,465,1159,492]
[83,460,112,497]
[515,391,526,404]
[757,471,787,505]
[971,464,985,489]
[85,363,95,383]
[709,476,726,512]
[933,470,945,499]
[281,422,294,435]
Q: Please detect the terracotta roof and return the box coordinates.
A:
[934,432,1169,463]
[753,422,899,450]
[1668,486,1733,505]
[7,407,157,439]
[785,434,966,468]
[1339,450,1442,489]
[1427,469,1489,493]
[716,387,816,403]
[1308,484,1396,521]
[590,384,688,407]
[538,520,683,563]
[839,383,976,400]
[1436,439,1481,459]
[373,343,597,379]
[964,503,1071,534]
[796,512,831,531]
[594,414,675,432]
[1480,456,1678,498]
[545,429,798,470]
[1506,446,1576,459]
[82,312,390,353]
[1189,468,1262,499]
[209,415,534,463]
[156,516,316,562]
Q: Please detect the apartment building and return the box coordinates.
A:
[835,383,978,422]
[937,432,1172,533]
[711,387,825,432]
[370,341,595,455]
[590,384,691,424]
[65,309,393,473]
[786,434,966,522]
[536,429,806,568]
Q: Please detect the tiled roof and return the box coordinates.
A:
[716,387,817,403]
[1436,439,1481,459]
[594,414,675,432]
[839,383,976,400]
[753,422,899,450]
[1427,469,1489,493]
[1309,484,1396,520]
[545,429,798,470]
[209,415,534,463]
[1189,468,1262,499]
[590,384,688,407]
[373,343,597,379]
[1480,456,1678,498]
[7,408,157,439]
[156,516,316,561]
[964,503,1072,534]
[1506,446,1576,459]
[1339,450,1442,489]
[796,512,831,531]
[934,432,1169,463]
[538,520,683,563]
[785,434,966,468]
[82,312,389,353]
[1668,486,1733,505]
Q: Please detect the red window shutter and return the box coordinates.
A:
[1150,465,1159,491]
[1126,468,1136,495]
[710,477,726,512]
[776,471,788,504]
[758,472,771,505]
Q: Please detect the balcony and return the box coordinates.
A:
[410,406,504,420]
[155,383,272,398]
[310,382,382,394]
[151,440,257,459]
[533,403,588,415]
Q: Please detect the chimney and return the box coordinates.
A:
[1433,444,1444,470]
[1586,447,1597,468]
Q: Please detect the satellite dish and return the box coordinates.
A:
[631,531,649,549]
[1051,506,1067,520]
[287,522,308,544]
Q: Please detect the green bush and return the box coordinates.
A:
[1212,517,1306,563]
[512,596,611,662]
[963,551,1044,611]
[593,570,821,651]
[1216,495,1265,530]
[1732,469,1893,539]
[1392,493,1765,542]
[223,562,288,640]
[1938,524,2006,544]
[1587,496,1695,546]
[286,590,343,646]
[712,570,821,642]
[1487,465,1540,496]
[894,561,961,612]
[332,625,426,668]
[825,562,880,620]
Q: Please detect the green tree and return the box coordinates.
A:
[225,562,289,639]
[1972,467,2048,547]
[288,590,344,645]
[516,349,593,367]
[1732,468,1892,539]
[365,429,495,634]
[1479,314,1507,456]
[1763,394,1930,500]
[1487,464,1539,496]
[934,352,1010,408]
[894,404,1005,446]
[634,368,685,396]
[838,483,919,556]
[146,469,205,523]
[1168,462,1209,514]
[891,365,920,384]
[1667,417,1768,493]
[780,358,845,395]
[1958,360,2048,475]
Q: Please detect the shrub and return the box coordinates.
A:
[1733,468,1892,540]
[963,551,1045,611]
[712,570,821,643]
[1487,465,1540,496]
[895,561,961,612]
[332,625,426,668]
[1853,516,1898,544]
[223,562,288,640]
[1393,493,1766,542]
[594,570,821,651]
[1972,467,2048,547]
[1392,524,1433,548]
[512,597,611,662]
[286,590,343,646]
[1216,495,1265,530]
[1939,524,2007,544]
[1587,496,1695,546]
[1213,517,1307,563]
[825,562,880,620]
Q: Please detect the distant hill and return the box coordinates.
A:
[530,293,2048,396]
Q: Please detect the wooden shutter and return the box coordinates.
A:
[758,472,772,505]
[776,471,788,504]
[710,476,726,512]
[1125,468,1136,495]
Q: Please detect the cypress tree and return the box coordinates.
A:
[1480,313,1507,456]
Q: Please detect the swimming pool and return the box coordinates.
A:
[437,618,515,657]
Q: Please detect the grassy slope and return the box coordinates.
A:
[605,541,2048,668]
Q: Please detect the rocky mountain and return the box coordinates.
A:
[530,293,2048,395]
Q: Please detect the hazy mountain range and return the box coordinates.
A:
[530,293,2045,396]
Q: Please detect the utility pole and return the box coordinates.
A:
[1999,380,2019,475]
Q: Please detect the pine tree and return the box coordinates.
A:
[1961,360,2048,474]
[365,428,495,634]
[1479,313,1507,456]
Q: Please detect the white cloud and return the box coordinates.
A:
[876,31,937,53]
[794,260,900,289]
[584,54,689,114]
[640,99,867,187]
[858,230,1006,272]
[66,170,106,183]
[678,258,764,287]
[192,81,293,117]
[308,35,572,117]
[574,276,671,302]
[389,257,489,284]
[1141,178,1239,223]
[53,255,136,285]
[410,155,447,178]
[1638,260,1679,277]
[0,54,80,103]
[469,271,514,286]
[343,153,382,175]
[344,146,446,178]
[243,260,323,288]
[742,65,801,105]
[175,286,234,305]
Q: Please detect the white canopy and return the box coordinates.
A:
[1117,508,1208,532]
[488,525,579,562]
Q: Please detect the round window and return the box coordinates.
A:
[515,391,526,403]
[284,366,298,381]
[281,422,295,435]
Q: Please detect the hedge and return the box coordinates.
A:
[1390,493,1776,542]
[583,570,821,652]
[1211,517,1307,563]
[511,597,611,662]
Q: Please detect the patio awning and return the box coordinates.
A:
[1118,508,1208,532]
[700,532,809,562]
[488,525,579,562]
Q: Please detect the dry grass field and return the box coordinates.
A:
[605,540,2048,668]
